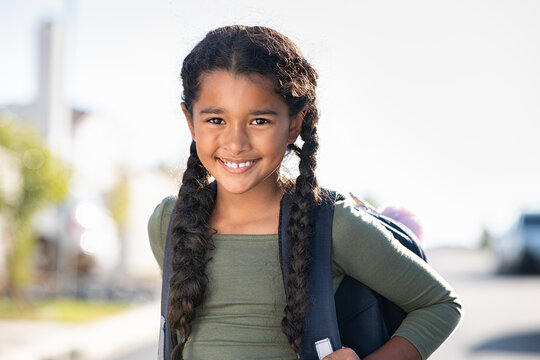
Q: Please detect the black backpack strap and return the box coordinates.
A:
[279,190,343,360]
[159,209,177,360]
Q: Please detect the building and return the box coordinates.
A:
[1,20,177,296]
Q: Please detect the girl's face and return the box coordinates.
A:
[183,70,303,196]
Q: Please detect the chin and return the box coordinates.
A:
[214,179,253,195]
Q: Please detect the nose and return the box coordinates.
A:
[222,124,250,155]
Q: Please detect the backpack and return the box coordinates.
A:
[159,188,426,360]
[278,189,427,360]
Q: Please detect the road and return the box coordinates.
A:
[426,247,540,360]
[109,248,540,360]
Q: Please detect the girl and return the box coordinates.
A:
[149,25,462,360]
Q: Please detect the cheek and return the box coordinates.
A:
[259,132,289,159]
[193,134,215,161]
[194,143,215,174]
[192,127,214,149]
[190,122,203,142]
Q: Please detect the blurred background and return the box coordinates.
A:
[0,0,539,359]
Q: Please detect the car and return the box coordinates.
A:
[491,212,540,273]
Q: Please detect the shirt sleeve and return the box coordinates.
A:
[147,196,177,271]
[331,199,463,359]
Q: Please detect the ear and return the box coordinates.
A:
[181,102,196,140]
[288,107,306,144]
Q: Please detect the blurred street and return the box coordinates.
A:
[0,299,160,360]
[426,247,540,360]
[105,247,540,360]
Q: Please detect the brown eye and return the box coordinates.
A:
[207,118,225,125]
[250,118,269,125]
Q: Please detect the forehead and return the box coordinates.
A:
[193,71,287,113]
[199,70,275,90]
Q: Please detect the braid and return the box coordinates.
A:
[168,141,215,359]
[281,105,321,355]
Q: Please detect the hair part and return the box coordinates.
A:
[169,25,321,359]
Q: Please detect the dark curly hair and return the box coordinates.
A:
[168,25,321,359]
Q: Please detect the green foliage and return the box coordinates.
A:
[0,118,70,296]
[7,221,35,290]
[0,120,69,218]
[0,297,129,322]
[106,171,130,229]
[478,227,492,249]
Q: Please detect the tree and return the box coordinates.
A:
[478,227,492,249]
[0,117,69,301]
[104,169,130,273]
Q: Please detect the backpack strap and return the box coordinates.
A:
[159,209,177,360]
[278,190,343,360]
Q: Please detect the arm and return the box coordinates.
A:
[363,336,421,360]
[331,200,463,359]
[323,336,420,360]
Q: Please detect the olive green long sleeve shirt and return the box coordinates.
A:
[148,196,462,359]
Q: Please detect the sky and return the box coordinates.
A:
[1,0,539,248]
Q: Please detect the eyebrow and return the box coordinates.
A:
[199,107,280,116]
[250,109,279,116]
[199,107,224,115]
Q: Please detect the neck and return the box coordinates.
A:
[211,175,285,234]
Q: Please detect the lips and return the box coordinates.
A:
[218,157,259,173]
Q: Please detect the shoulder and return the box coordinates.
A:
[147,195,177,270]
[149,195,177,232]
[332,195,392,241]
[316,189,396,249]
[315,189,372,238]
[331,196,412,273]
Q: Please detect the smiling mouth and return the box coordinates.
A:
[218,158,259,172]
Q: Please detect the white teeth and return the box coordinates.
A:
[224,160,254,169]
